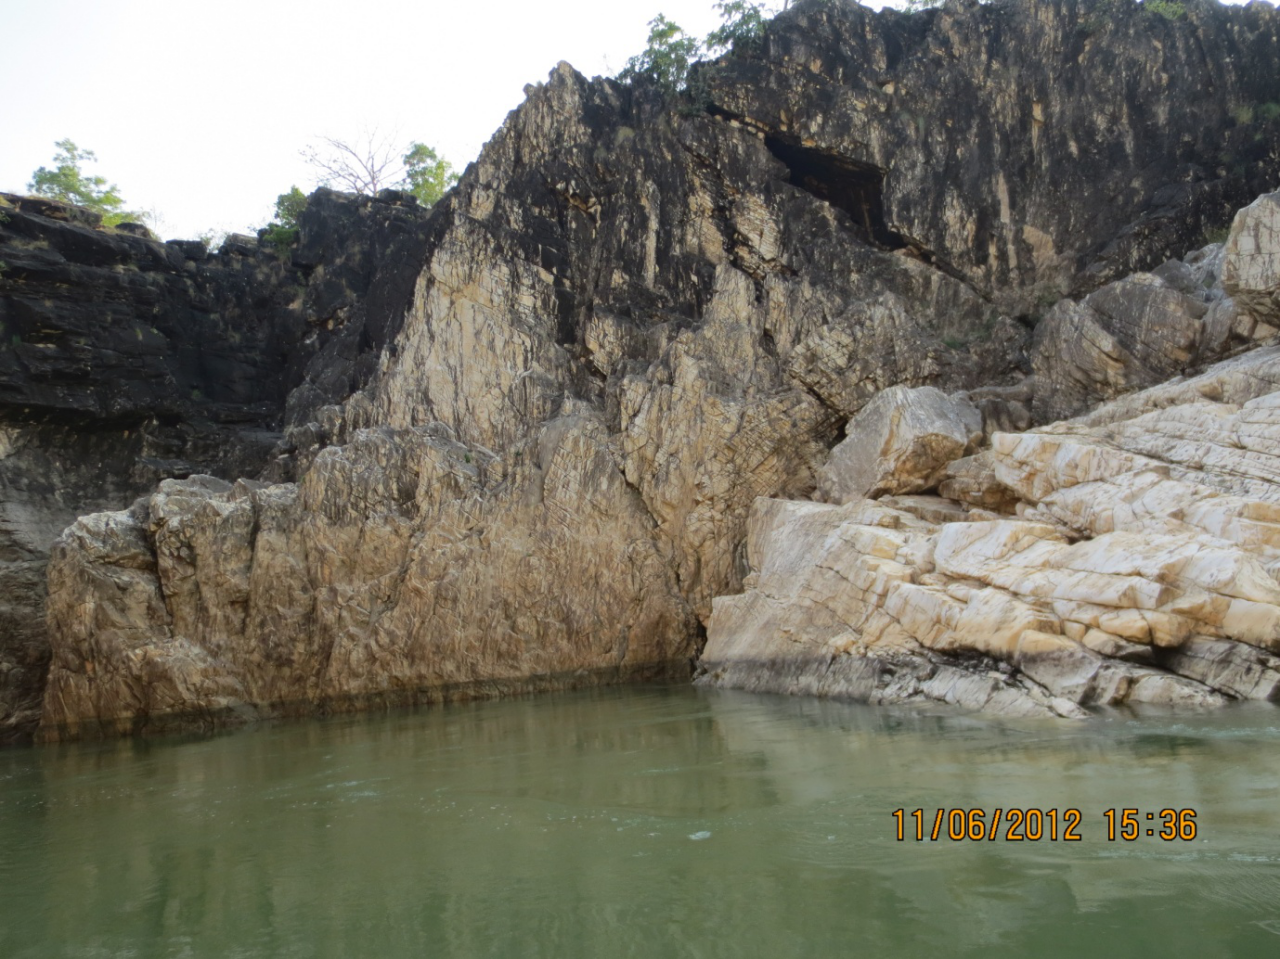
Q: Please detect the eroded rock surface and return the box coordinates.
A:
[817,386,982,503]
[42,415,697,739]
[1223,190,1280,330]
[706,0,1280,302]
[31,0,1280,737]
[700,341,1280,714]
[0,189,434,741]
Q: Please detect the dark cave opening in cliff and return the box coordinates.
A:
[763,135,907,251]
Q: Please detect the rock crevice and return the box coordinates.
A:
[700,192,1280,714]
[18,0,1280,737]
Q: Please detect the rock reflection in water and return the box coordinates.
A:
[0,687,1278,958]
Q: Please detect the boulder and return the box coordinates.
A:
[1223,191,1280,326]
[1030,274,1210,422]
[817,386,982,504]
[113,221,154,239]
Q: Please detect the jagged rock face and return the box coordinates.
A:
[700,328,1280,715]
[701,347,1280,713]
[1223,190,1280,329]
[0,190,432,741]
[1,194,291,424]
[280,188,445,432]
[709,0,1280,305]
[1030,261,1219,421]
[41,415,697,739]
[34,0,1280,738]
[698,176,1280,714]
[320,54,1013,622]
[1029,192,1280,422]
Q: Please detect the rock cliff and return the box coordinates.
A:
[0,188,434,740]
[20,0,1280,739]
[700,190,1280,714]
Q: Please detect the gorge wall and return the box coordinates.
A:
[12,0,1280,740]
[0,189,435,740]
[699,193,1280,715]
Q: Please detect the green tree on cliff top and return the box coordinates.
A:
[267,138,457,252]
[261,186,308,252]
[705,1,773,54]
[401,143,458,209]
[28,139,139,227]
[619,14,704,94]
[619,3,777,96]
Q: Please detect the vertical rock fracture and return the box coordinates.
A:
[8,0,1280,738]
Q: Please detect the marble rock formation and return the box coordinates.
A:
[700,277,1280,715]
[1223,190,1280,330]
[27,0,1280,738]
[817,385,983,504]
[0,189,434,741]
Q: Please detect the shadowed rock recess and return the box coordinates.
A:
[0,188,437,740]
[15,0,1280,740]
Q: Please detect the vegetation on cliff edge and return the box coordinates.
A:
[27,140,144,228]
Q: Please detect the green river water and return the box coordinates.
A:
[2,685,1279,958]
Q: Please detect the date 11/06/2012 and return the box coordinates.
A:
[891,808,1199,842]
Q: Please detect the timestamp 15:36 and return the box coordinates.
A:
[890,808,1198,842]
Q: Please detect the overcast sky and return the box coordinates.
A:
[0,0,1252,240]
[0,0,824,238]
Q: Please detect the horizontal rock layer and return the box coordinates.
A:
[699,343,1280,715]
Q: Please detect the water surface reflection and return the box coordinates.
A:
[1,687,1278,957]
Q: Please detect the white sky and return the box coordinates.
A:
[1,0,862,239]
[0,0,1252,239]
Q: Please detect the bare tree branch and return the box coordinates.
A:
[300,131,407,195]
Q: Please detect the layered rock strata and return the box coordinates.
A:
[30,0,1280,738]
[699,194,1280,715]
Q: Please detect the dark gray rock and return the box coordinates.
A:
[281,187,445,433]
[0,188,434,742]
[13,0,1280,739]
[114,222,154,239]
[705,0,1280,312]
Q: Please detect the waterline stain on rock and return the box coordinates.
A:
[16,0,1280,740]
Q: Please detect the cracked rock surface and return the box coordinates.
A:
[25,0,1280,737]
[0,189,434,741]
[700,275,1280,713]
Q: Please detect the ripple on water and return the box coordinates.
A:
[0,686,1276,959]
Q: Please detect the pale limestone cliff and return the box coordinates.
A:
[42,415,697,738]
[31,0,1280,737]
[698,192,1280,714]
